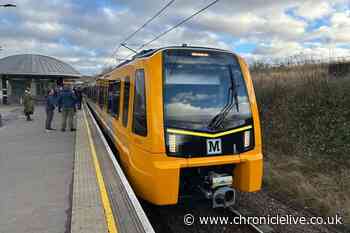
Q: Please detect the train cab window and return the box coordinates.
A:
[110,81,121,118]
[122,77,130,127]
[132,69,147,136]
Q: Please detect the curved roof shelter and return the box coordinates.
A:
[0,54,81,78]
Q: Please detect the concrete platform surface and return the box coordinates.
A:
[0,105,22,115]
[0,106,75,233]
[84,102,154,233]
[0,105,23,126]
[71,105,153,233]
[70,110,108,233]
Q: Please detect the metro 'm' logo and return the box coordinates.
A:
[206,138,222,155]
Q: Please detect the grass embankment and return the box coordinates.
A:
[253,66,350,223]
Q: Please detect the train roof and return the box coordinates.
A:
[99,46,237,80]
[116,45,236,68]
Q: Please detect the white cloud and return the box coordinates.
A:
[331,11,350,27]
[0,0,349,75]
[254,40,303,57]
[294,1,333,20]
[307,11,350,43]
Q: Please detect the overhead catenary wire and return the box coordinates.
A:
[138,0,220,50]
[120,0,220,62]
[111,0,176,59]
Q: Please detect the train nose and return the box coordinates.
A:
[212,186,236,208]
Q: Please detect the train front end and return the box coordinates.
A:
[156,48,263,207]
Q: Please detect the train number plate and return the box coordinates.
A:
[212,175,233,189]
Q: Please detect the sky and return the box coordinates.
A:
[0,0,349,75]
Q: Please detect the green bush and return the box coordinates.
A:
[253,69,350,224]
[256,77,350,164]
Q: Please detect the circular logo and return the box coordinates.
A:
[184,213,195,226]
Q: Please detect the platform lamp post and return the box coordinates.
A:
[0,43,1,109]
[0,46,2,108]
[0,3,15,55]
[0,3,15,108]
[0,3,16,7]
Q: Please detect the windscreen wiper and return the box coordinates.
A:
[207,66,239,130]
[207,88,235,130]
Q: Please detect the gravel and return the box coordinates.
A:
[238,188,348,233]
[143,200,256,233]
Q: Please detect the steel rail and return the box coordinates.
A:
[229,207,267,233]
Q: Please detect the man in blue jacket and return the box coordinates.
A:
[57,84,77,132]
[45,89,57,131]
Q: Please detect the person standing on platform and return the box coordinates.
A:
[53,87,59,98]
[45,89,57,131]
[23,88,34,121]
[74,87,83,110]
[57,84,77,132]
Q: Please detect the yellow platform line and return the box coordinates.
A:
[83,107,118,233]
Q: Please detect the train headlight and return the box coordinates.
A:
[168,134,177,153]
[244,130,251,148]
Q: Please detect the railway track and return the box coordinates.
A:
[142,201,271,233]
[229,207,270,233]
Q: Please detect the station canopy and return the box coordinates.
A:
[0,54,81,78]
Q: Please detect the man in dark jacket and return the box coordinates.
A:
[57,84,77,132]
[73,87,83,110]
[45,89,57,131]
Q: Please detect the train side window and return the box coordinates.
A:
[122,77,130,127]
[107,85,112,112]
[132,69,147,136]
[103,86,106,107]
[104,86,108,107]
[111,81,121,118]
[98,86,104,107]
[93,87,96,101]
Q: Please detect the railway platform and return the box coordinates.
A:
[0,105,22,126]
[72,105,154,233]
[0,104,155,233]
[0,106,74,233]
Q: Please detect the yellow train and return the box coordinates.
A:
[86,46,263,207]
